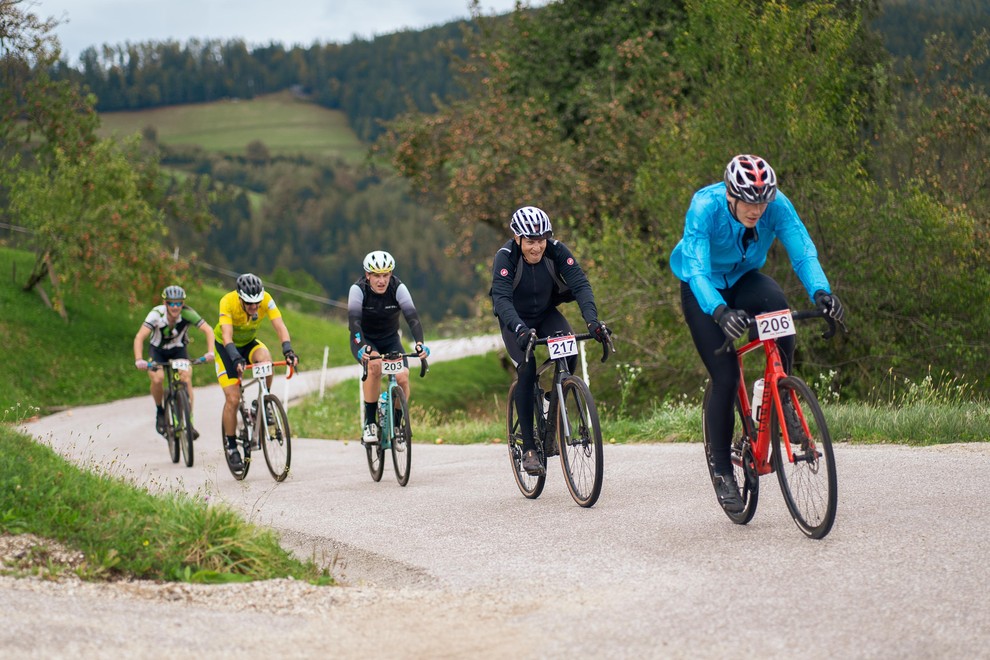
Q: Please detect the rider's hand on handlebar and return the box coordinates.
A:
[202,352,215,363]
[814,290,845,324]
[587,320,611,344]
[283,349,299,368]
[714,305,752,341]
[415,342,430,358]
[135,359,149,370]
[515,326,535,351]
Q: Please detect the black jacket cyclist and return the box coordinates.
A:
[490,205,610,476]
[348,250,429,444]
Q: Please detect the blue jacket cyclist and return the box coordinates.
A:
[670,154,845,514]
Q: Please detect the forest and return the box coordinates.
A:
[3,0,989,406]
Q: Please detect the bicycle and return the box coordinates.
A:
[360,351,429,487]
[223,360,294,482]
[702,308,846,539]
[146,356,207,467]
[506,328,615,508]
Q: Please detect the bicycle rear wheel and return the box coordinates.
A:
[225,403,251,480]
[557,375,603,508]
[390,387,412,486]
[771,377,837,539]
[163,395,180,464]
[702,381,759,524]
[506,380,546,499]
[174,388,194,468]
[261,394,291,482]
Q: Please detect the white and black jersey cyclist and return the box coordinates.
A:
[490,206,611,476]
[132,285,215,438]
[348,250,430,443]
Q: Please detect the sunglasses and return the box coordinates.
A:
[166,301,183,307]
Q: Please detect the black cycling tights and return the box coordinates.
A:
[500,308,574,452]
[681,271,795,474]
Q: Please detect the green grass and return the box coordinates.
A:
[0,426,330,583]
[98,90,368,164]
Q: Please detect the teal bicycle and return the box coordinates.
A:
[361,351,429,486]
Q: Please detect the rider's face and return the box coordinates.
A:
[728,194,767,228]
[367,271,391,293]
[165,300,183,318]
[516,236,547,264]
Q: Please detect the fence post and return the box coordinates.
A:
[319,346,329,399]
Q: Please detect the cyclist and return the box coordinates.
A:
[670,154,845,513]
[348,250,430,444]
[214,273,300,470]
[490,206,611,476]
[133,285,215,439]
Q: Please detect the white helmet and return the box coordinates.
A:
[363,250,395,274]
[510,206,552,238]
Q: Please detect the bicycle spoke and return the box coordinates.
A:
[558,375,603,508]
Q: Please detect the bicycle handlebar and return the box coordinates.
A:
[715,308,848,355]
[146,355,209,371]
[523,328,616,365]
[361,351,430,382]
[242,360,295,380]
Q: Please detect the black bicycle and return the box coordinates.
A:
[506,328,615,507]
[146,356,207,467]
[361,351,429,486]
[224,360,294,482]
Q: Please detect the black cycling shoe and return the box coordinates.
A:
[226,446,244,470]
[155,408,166,435]
[521,449,545,476]
[191,428,200,441]
[713,472,744,513]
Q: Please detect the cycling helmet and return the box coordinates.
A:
[235,273,265,303]
[724,154,778,204]
[161,285,186,301]
[363,250,395,274]
[510,206,552,239]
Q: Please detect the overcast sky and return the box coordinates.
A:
[36,0,542,64]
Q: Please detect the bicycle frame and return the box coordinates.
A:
[729,310,837,475]
[239,360,294,442]
[361,352,428,448]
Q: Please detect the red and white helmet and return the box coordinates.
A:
[724,155,777,204]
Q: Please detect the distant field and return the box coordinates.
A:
[98,90,368,163]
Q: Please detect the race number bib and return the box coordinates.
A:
[755,310,796,341]
[251,361,274,378]
[170,358,191,372]
[547,334,578,359]
[382,358,404,374]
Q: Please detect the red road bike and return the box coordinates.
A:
[702,308,846,539]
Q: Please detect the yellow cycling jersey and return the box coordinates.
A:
[214,290,282,346]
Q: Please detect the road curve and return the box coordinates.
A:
[9,334,990,658]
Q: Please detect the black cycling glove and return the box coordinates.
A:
[515,325,535,351]
[587,320,611,343]
[282,341,299,367]
[714,305,751,341]
[814,290,845,323]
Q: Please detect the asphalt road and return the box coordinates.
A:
[11,334,990,658]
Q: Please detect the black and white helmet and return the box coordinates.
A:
[363,250,395,274]
[510,206,552,239]
[235,273,265,303]
[161,285,186,301]
[724,154,778,204]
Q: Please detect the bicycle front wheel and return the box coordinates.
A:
[557,375,603,508]
[702,382,759,524]
[174,388,194,468]
[163,395,180,464]
[771,376,838,539]
[390,387,412,487]
[261,394,291,482]
[506,380,545,499]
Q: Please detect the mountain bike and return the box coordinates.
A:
[702,308,846,539]
[360,351,429,487]
[146,356,207,467]
[223,360,294,482]
[507,328,615,508]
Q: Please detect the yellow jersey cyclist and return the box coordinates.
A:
[348,250,430,444]
[133,285,215,439]
[214,273,300,470]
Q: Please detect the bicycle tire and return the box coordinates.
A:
[557,375,603,508]
[225,403,251,480]
[174,387,194,468]
[390,387,412,486]
[770,376,837,539]
[506,380,546,499]
[163,394,180,464]
[365,440,385,482]
[261,394,291,482]
[702,381,759,524]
